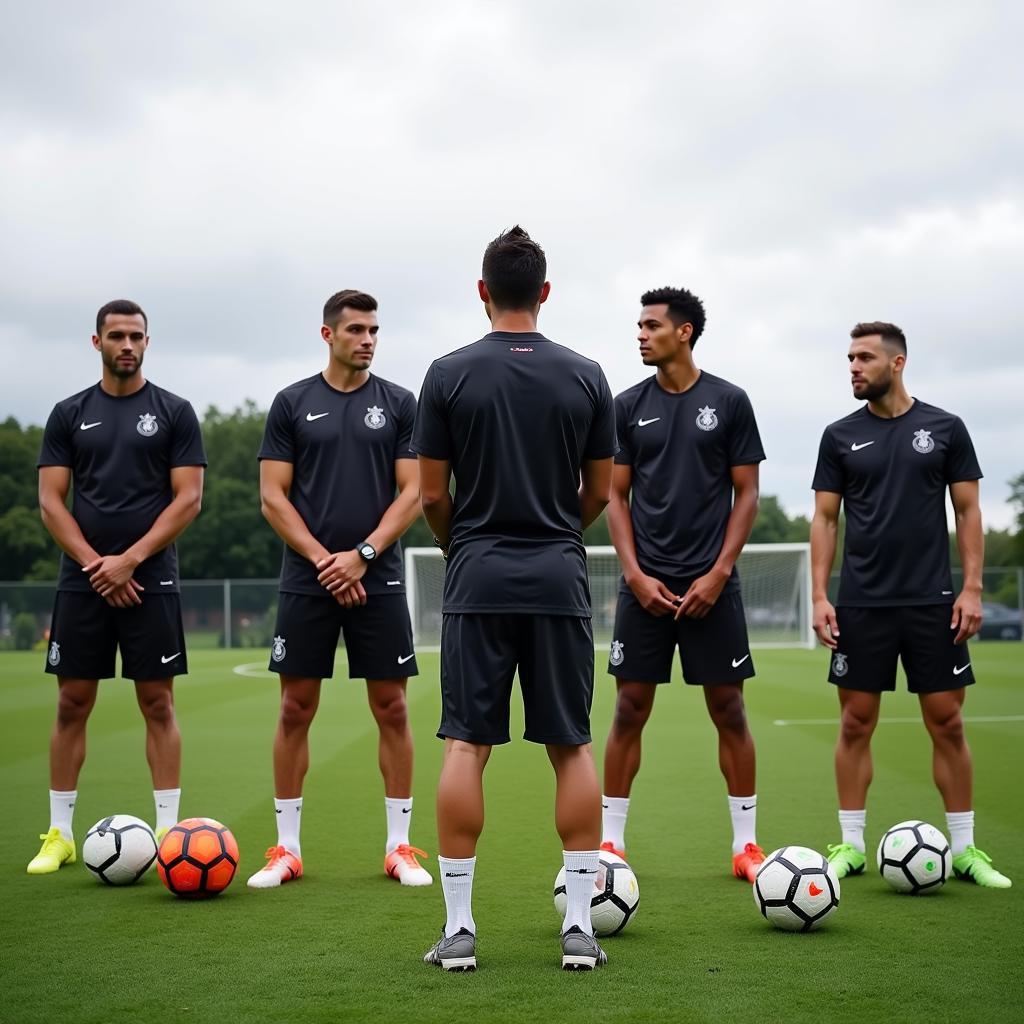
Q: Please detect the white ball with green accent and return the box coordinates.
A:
[877,820,951,894]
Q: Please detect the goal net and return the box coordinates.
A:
[404,543,813,650]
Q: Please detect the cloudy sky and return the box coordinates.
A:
[2,1,1021,526]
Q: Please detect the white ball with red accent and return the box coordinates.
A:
[753,846,840,931]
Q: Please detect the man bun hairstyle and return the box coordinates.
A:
[640,286,706,347]
[850,321,907,354]
[96,299,147,335]
[482,225,547,311]
[323,289,377,328]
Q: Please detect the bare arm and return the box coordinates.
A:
[579,457,613,531]
[39,466,101,569]
[418,456,453,551]
[950,479,984,644]
[260,459,331,565]
[810,490,842,648]
[677,463,760,620]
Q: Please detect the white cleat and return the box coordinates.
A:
[246,846,303,889]
[385,844,433,886]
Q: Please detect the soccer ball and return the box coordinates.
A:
[83,814,158,885]
[877,820,951,894]
[753,846,840,932]
[157,817,239,898]
[553,851,639,936]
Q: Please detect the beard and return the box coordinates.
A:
[854,372,891,403]
[102,349,144,378]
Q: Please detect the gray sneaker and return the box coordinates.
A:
[423,927,477,971]
[560,926,608,971]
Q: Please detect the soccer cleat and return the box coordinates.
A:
[952,846,1012,889]
[600,840,626,860]
[732,842,767,882]
[826,842,866,878]
[385,844,433,886]
[246,845,303,889]
[26,828,76,874]
[155,826,169,844]
[423,927,476,971]
[561,926,607,971]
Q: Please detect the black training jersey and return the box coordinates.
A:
[411,331,617,615]
[615,372,765,587]
[37,381,207,594]
[812,400,982,607]
[259,373,416,597]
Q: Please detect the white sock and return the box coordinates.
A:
[601,795,630,851]
[275,797,303,857]
[562,849,600,936]
[153,788,181,832]
[839,809,866,852]
[49,789,77,841]
[439,856,476,937]
[385,797,413,853]
[728,794,757,855]
[946,811,975,856]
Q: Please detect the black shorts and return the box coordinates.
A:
[828,605,975,693]
[439,614,594,746]
[607,587,755,686]
[44,591,187,681]
[269,593,417,680]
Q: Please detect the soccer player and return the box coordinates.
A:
[247,289,431,890]
[811,321,1011,888]
[413,227,617,971]
[599,287,767,881]
[28,299,206,874]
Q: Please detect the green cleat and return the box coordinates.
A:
[827,842,866,878]
[952,847,1012,889]
[27,828,76,874]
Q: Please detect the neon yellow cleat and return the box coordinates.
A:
[952,846,1012,889]
[27,828,76,874]
[155,826,169,844]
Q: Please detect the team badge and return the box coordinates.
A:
[271,636,287,663]
[136,413,159,437]
[47,641,61,667]
[695,405,719,431]
[912,429,934,454]
[364,405,386,430]
[832,652,848,677]
[609,640,624,667]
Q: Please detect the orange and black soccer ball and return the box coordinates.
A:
[157,817,239,898]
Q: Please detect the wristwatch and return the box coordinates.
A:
[357,541,377,562]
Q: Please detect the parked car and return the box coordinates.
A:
[978,602,1023,641]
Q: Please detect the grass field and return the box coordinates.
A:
[1,646,1022,1024]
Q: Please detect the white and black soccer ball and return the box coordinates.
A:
[877,820,951,894]
[553,851,640,936]
[83,814,158,885]
[753,846,840,932]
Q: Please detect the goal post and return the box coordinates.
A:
[404,543,814,650]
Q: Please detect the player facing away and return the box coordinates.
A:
[248,289,431,889]
[413,227,617,971]
[28,299,206,874]
[600,287,767,881]
[811,321,1011,888]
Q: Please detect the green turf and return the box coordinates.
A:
[1,646,1022,1023]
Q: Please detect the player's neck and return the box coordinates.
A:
[487,309,540,333]
[323,362,370,393]
[99,370,147,398]
[655,356,700,394]
[867,382,913,419]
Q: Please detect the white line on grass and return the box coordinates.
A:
[774,715,1024,726]
[232,662,276,679]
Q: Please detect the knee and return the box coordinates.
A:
[708,690,747,734]
[927,708,965,746]
[839,708,876,744]
[280,693,317,733]
[56,690,94,729]
[138,693,176,728]
[370,692,408,733]
[612,692,653,734]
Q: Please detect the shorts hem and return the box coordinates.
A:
[437,728,511,746]
[522,732,592,746]
[606,669,668,685]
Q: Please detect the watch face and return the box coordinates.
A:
[359,543,376,560]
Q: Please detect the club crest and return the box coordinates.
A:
[912,429,934,454]
[832,652,848,677]
[137,413,159,437]
[364,405,386,430]
[609,640,624,666]
[271,635,287,663]
[48,641,61,667]
[695,405,719,431]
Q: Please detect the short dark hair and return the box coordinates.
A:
[96,299,147,335]
[640,286,706,347]
[850,321,906,354]
[323,289,377,328]
[481,225,547,311]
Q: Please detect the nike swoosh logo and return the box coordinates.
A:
[80,421,102,431]
[306,412,330,421]
[637,417,660,427]
[850,441,875,451]
[953,663,970,676]
[740,803,756,811]
[401,807,412,814]
[808,882,824,896]
[732,655,750,667]
[397,654,415,664]
[160,652,180,664]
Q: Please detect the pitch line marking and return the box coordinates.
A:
[774,715,1024,726]
[232,662,276,678]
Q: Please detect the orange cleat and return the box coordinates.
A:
[733,842,766,882]
[600,840,626,860]
[247,845,303,889]
[385,844,432,886]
